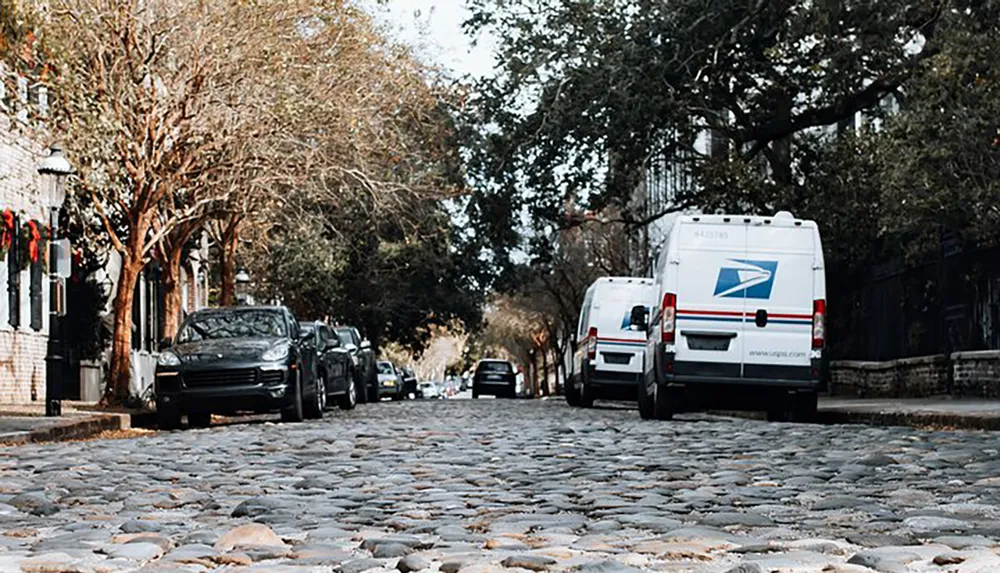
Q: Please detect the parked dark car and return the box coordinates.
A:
[300,321,356,410]
[472,359,517,399]
[154,306,322,429]
[401,366,418,398]
[376,361,405,400]
[334,326,378,403]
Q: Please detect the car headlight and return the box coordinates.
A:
[262,343,290,362]
[158,351,181,367]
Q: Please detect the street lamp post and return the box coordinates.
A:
[235,268,251,305]
[38,145,73,417]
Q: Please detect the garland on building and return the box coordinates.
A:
[18,219,47,270]
[0,209,14,259]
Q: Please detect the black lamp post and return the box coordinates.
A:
[38,145,73,417]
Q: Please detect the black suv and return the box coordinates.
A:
[155,306,322,429]
[334,326,378,402]
[472,359,517,399]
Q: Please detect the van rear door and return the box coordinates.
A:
[740,224,816,379]
[593,282,652,375]
[675,222,747,378]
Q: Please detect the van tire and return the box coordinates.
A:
[579,382,595,408]
[565,379,580,407]
[791,391,818,423]
[652,383,673,421]
[637,380,654,420]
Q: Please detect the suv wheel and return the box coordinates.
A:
[339,377,358,410]
[157,401,181,430]
[355,369,368,404]
[281,371,305,423]
[305,374,326,419]
[188,411,212,428]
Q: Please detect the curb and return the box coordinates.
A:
[816,409,1000,431]
[0,413,130,446]
[711,408,1000,431]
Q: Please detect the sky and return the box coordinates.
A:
[374,0,497,79]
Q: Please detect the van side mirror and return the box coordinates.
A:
[360,340,371,350]
[630,305,648,331]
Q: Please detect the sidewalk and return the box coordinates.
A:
[0,402,133,445]
[818,397,1000,430]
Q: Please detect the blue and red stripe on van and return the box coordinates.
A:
[676,309,812,326]
[595,337,646,348]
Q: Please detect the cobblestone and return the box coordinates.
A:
[0,399,999,572]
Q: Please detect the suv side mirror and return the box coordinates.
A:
[630,305,648,332]
[360,340,371,350]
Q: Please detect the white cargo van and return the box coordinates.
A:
[568,277,657,407]
[635,212,826,422]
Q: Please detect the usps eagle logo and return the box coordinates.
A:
[713,260,778,299]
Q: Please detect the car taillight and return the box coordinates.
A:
[587,326,598,359]
[661,293,677,344]
[812,299,825,349]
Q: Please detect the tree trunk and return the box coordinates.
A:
[540,347,550,397]
[104,251,143,405]
[160,244,186,340]
[220,224,238,306]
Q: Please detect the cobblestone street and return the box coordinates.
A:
[1,399,999,572]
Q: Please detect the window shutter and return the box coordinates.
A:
[7,215,20,329]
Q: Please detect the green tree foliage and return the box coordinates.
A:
[255,200,484,354]
[462,0,998,268]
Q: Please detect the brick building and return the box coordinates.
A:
[0,68,56,404]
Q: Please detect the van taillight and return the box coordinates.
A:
[661,293,677,344]
[812,299,826,349]
[587,326,598,359]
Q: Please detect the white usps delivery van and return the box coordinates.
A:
[635,211,826,422]
[567,277,657,407]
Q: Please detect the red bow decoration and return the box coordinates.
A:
[27,220,41,263]
[0,210,13,254]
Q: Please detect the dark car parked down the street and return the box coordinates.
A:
[154,306,322,429]
[299,321,357,411]
[334,326,378,403]
[472,359,517,399]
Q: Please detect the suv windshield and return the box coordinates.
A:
[335,328,354,347]
[178,310,287,343]
[377,362,394,375]
[478,361,513,374]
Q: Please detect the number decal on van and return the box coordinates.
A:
[713,260,779,299]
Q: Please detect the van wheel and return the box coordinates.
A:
[791,391,818,423]
[637,380,654,420]
[579,382,595,408]
[565,379,580,407]
[652,383,673,421]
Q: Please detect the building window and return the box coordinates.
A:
[8,214,20,329]
[29,253,43,331]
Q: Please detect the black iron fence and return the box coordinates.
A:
[828,245,1000,362]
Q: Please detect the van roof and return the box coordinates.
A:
[681,211,817,229]
[595,276,655,286]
